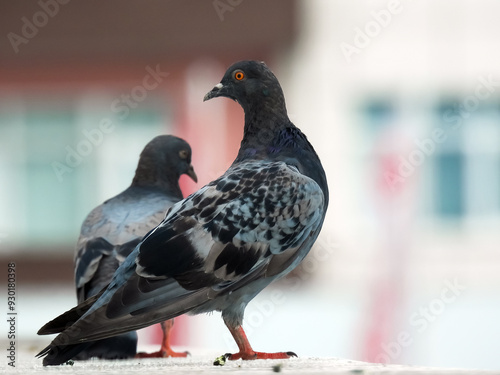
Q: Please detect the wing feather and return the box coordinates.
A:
[111,161,323,318]
[74,191,175,301]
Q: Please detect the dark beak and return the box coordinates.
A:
[186,165,198,183]
[203,83,224,102]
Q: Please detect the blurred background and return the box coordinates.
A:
[1,0,499,370]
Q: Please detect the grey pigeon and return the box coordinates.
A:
[37,60,329,366]
[73,135,197,360]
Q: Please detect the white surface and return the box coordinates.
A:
[3,347,494,375]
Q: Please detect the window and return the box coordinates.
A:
[0,92,171,251]
[434,153,464,217]
[359,96,500,222]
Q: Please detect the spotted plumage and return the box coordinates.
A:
[37,60,328,365]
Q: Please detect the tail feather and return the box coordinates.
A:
[36,331,137,366]
[38,289,105,335]
[37,342,93,366]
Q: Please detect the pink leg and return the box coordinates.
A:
[223,319,296,360]
[136,319,189,358]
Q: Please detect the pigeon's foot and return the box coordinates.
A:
[135,349,189,358]
[213,350,296,365]
[220,320,297,364]
[226,350,297,360]
[135,319,189,358]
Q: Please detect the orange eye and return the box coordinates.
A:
[234,71,245,81]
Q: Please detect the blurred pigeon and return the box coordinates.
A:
[37,60,328,366]
[73,135,197,360]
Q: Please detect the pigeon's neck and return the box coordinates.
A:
[131,161,183,199]
[236,113,329,208]
[239,97,290,150]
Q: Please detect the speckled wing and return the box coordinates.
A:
[105,160,325,320]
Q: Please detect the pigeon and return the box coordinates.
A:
[72,135,197,360]
[37,60,329,366]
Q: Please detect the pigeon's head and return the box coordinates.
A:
[134,135,197,187]
[204,60,286,115]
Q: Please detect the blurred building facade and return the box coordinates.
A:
[1,0,499,370]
